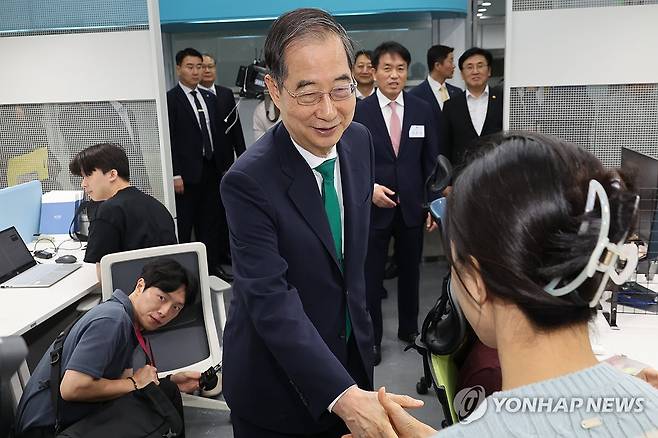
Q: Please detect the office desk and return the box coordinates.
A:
[0,259,98,337]
[591,310,658,368]
[1,241,99,408]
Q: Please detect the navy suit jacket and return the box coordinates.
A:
[166,84,226,184]
[442,87,504,172]
[409,79,461,133]
[210,84,246,167]
[220,122,375,433]
[353,91,441,229]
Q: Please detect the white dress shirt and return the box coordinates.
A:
[426,75,449,110]
[290,140,344,255]
[356,86,375,100]
[466,85,490,136]
[178,81,215,151]
[290,139,351,412]
[376,88,405,136]
[198,83,216,95]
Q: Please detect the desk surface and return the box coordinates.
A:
[0,240,99,337]
[592,297,658,369]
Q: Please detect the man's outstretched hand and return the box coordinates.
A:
[336,386,424,438]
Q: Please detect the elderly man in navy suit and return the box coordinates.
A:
[220,9,422,438]
[409,44,462,130]
[353,41,441,366]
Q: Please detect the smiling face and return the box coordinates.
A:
[130,278,186,331]
[266,34,355,157]
[353,53,374,86]
[374,52,408,101]
[461,53,491,91]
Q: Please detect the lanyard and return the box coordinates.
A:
[133,323,155,367]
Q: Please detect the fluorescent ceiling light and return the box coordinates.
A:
[482,2,492,5]
[478,8,487,12]
[477,12,484,16]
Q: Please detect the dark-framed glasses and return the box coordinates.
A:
[283,82,356,106]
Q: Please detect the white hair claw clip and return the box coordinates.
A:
[544,179,639,307]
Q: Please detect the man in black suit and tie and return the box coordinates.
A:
[166,48,226,279]
[198,53,246,277]
[353,41,440,365]
[442,47,503,173]
[409,45,462,130]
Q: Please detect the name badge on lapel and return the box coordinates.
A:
[409,125,425,138]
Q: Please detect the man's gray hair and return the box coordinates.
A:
[264,8,354,88]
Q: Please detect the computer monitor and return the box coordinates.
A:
[621,148,658,261]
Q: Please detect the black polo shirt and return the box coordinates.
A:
[84,186,177,263]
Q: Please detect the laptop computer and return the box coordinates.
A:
[0,226,81,288]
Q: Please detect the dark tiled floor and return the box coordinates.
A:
[186,234,449,436]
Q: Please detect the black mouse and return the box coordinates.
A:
[55,255,77,264]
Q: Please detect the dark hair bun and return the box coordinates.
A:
[447,132,638,329]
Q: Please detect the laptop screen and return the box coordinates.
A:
[0,227,36,284]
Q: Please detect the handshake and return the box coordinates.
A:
[334,386,437,438]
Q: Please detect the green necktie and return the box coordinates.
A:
[314,158,351,341]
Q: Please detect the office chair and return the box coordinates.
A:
[1,336,28,436]
[100,242,229,411]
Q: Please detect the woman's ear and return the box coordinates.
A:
[467,257,488,306]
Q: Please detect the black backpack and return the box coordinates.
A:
[49,318,184,438]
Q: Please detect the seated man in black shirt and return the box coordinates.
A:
[14,258,201,437]
[69,143,178,281]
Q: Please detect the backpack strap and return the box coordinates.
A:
[49,314,84,433]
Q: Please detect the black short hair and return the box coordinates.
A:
[175,48,203,66]
[458,47,493,71]
[354,49,373,61]
[69,143,130,181]
[140,258,195,305]
[427,45,454,72]
[372,41,411,69]
[264,8,354,88]
[447,132,638,330]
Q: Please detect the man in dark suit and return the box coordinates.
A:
[166,48,227,280]
[353,49,375,99]
[199,53,246,274]
[220,9,420,438]
[409,44,462,130]
[353,41,440,365]
[442,47,503,173]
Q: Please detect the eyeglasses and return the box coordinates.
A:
[283,83,356,106]
[202,64,216,70]
[463,62,489,73]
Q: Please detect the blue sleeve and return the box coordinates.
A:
[64,317,130,379]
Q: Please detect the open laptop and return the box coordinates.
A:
[0,226,81,288]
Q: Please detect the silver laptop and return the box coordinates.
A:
[0,227,81,288]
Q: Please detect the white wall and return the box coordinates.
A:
[439,17,467,89]
[506,5,658,88]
